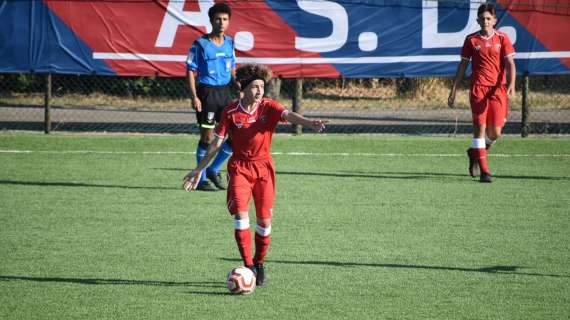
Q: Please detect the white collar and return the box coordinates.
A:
[238,99,259,115]
[478,30,495,40]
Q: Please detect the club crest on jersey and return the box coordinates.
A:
[494,44,501,51]
[474,45,481,51]
[260,115,268,124]
[235,122,243,129]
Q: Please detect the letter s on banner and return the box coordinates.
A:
[294,0,348,53]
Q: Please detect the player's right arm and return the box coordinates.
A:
[182,135,225,191]
[449,36,472,109]
[448,59,469,108]
[186,42,202,112]
[187,70,202,112]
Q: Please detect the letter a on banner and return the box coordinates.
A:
[156,0,214,48]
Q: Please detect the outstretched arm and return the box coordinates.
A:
[448,59,469,108]
[182,135,225,191]
[284,111,328,133]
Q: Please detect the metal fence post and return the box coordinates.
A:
[292,78,303,135]
[44,73,52,134]
[521,74,530,137]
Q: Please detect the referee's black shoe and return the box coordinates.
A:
[196,180,218,192]
[206,171,227,190]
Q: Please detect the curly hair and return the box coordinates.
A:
[236,64,273,90]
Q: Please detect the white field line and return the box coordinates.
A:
[0,149,569,158]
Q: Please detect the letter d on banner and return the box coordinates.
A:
[422,1,479,48]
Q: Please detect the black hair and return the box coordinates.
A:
[477,3,496,17]
[208,3,231,20]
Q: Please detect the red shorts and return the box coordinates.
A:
[226,158,275,219]
[469,85,509,127]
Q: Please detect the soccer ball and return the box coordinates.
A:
[226,266,256,295]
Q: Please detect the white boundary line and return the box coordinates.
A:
[92,51,570,64]
[1,149,569,158]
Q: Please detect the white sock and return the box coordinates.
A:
[234,217,250,230]
[255,224,272,237]
[471,138,486,149]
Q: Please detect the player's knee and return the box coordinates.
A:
[199,128,213,143]
[486,128,501,141]
[255,223,271,236]
[489,133,500,141]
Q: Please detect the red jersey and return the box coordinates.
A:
[461,30,515,87]
[215,98,288,161]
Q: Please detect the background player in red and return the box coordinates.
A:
[182,64,328,286]
[448,3,516,183]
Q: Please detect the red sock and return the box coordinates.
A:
[254,233,271,265]
[474,148,490,174]
[234,229,253,266]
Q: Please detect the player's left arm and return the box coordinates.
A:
[284,111,328,133]
[505,55,516,97]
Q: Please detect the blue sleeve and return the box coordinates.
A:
[186,41,201,71]
[230,38,236,70]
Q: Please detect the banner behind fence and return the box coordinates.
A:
[1,0,569,77]
[1,1,569,135]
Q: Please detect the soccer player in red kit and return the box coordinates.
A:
[182,64,328,286]
[448,3,516,183]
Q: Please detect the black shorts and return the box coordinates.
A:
[196,84,233,129]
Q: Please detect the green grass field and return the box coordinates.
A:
[1,133,569,319]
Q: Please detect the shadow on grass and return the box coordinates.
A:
[276,170,465,180]
[221,258,568,278]
[277,170,570,181]
[0,179,179,191]
[184,291,233,296]
[0,275,233,296]
[0,275,224,288]
[491,174,570,181]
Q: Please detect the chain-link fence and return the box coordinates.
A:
[1,73,569,135]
